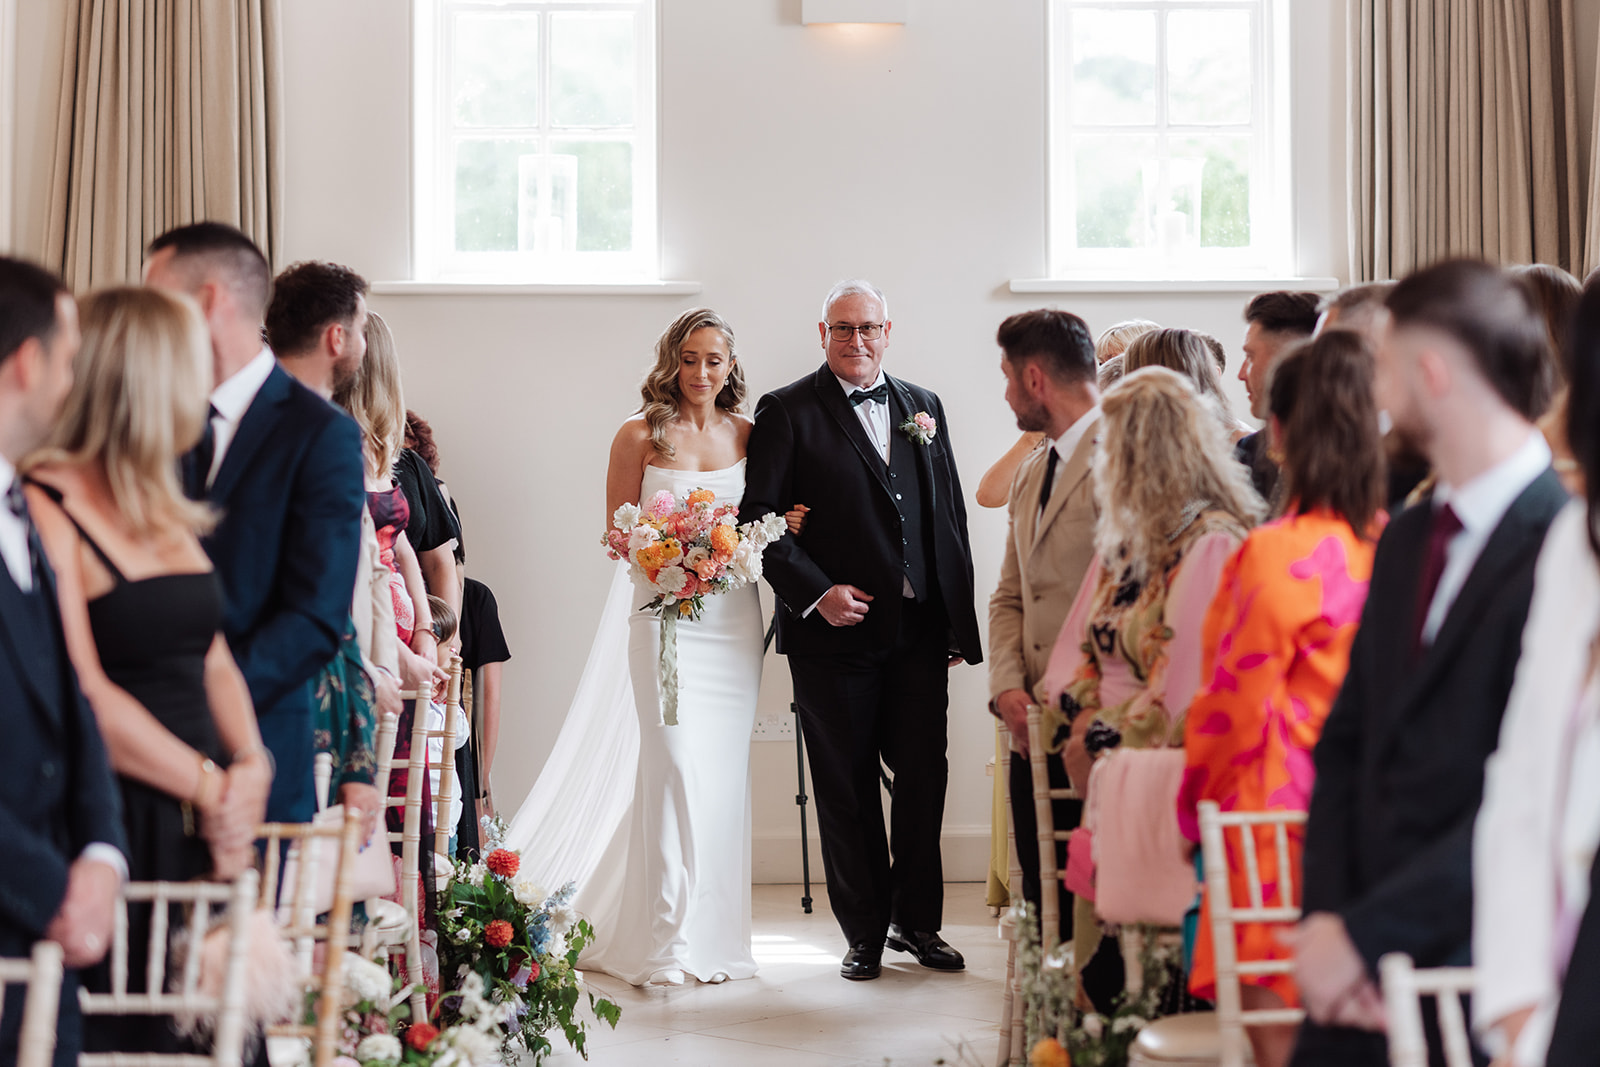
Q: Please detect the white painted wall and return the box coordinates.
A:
[6,1,1593,882]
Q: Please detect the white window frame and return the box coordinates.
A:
[413,0,659,283]
[1047,0,1292,280]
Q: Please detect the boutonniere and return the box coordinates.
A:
[900,411,938,445]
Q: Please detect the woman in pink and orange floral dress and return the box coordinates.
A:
[1177,329,1388,1067]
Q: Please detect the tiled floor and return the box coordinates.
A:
[543,882,1006,1067]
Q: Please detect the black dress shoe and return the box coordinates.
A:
[885,924,965,971]
[840,942,883,980]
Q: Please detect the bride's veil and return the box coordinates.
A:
[504,561,639,893]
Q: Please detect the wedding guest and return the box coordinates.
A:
[1096,353,1125,391]
[0,257,125,1067]
[1472,272,1600,1067]
[455,575,511,852]
[399,410,462,620]
[987,309,1101,950]
[977,319,1158,508]
[1290,260,1566,1067]
[1235,292,1320,501]
[1178,330,1386,1067]
[25,286,270,1055]
[1039,366,1262,973]
[148,223,364,825]
[423,595,468,855]
[1122,327,1248,441]
[1513,263,1582,492]
[1198,332,1229,378]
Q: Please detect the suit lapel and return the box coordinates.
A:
[208,363,292,503]
[888,376,938,515]
[0,554,59,731]
[1033,413,1099,555]
[812,365,893,500]
[1384,470,1565,743]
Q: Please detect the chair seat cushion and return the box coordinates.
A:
[1129,1012,1254,1067]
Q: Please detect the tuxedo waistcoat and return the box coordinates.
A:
[886,391,934,601]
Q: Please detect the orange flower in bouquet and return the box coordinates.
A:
[484,848,520,878]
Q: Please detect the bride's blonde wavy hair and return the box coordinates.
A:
[1092,367,1264,580]
[639,308,745,458]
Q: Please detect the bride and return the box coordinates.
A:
[507,307,793,986]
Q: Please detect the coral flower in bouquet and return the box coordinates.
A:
[435,819,620,1064]
[604,488,788,724]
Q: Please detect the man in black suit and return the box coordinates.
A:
[1289,260,1567,1067]
[743,279,982,981]
[1234,291,1319,502]
[0,258,127,1067]
[144,223,365,824]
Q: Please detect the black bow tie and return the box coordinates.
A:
[849,383,889,408]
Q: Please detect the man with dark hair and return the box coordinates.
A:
[145,224,365,825]
[987,308,1105,985]
[1289,259,1567,1067]
[0,257,127,1067]
[265,261,369,395]
[1236,291,1321,501]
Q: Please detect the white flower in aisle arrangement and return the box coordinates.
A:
[603,489,787,724]
[354,1035,401,1065]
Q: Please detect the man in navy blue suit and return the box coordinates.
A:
[0,257,128,1067]
[145,224,365,824]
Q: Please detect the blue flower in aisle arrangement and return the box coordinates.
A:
[603,489,786,724]
[900,410,938,444]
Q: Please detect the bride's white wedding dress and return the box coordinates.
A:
[505,460,761,985]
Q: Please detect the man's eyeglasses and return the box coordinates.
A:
[828,322,885,341]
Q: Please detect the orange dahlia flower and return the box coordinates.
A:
[484,919,514,948]
[710,524,738,556]
[484,848,520,878]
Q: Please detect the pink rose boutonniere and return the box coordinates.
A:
[900,411,938,445]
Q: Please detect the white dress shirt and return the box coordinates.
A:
[206,347,277,488]
[1039,406,1100,524]
[1422,430,1552,644]
[837,371,892,462]
[0,454,32,592]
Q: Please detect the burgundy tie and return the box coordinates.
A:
[1413,502,1463,655]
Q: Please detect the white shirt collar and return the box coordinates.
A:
[211,347,276,424]
[1051,405,1100,464]
[1434,429,1552,534]
[835,371,886,396]
[0,453,17,492]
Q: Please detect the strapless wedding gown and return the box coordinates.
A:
[506,460,761,985]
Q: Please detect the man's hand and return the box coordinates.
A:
[1285,912,1372,1025]
[1330,977,1387,1033]
[372,668,403,720]
[817,584,874,627]
[46,858,120,967]
[995,689,1033,756]
[338,782,383,850]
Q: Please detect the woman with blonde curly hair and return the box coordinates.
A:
[507,307,800,988]
[24,287,269,1054]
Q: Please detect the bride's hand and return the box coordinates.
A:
[785,505,810,536]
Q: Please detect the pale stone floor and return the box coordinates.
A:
[542,882,1005,1067]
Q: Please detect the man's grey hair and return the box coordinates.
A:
[822,279,889,323]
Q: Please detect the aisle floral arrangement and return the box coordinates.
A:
[604,488,786,723]
[433,820,620,1064]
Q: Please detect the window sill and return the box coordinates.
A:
[1009,276,1341,295]
[369,280,704,296]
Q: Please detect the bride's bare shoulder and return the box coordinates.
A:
[731,413,754,447]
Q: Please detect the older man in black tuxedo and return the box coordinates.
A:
[744,279,981,981]
[1289,260,1567,1067]
[0,258,127,1067]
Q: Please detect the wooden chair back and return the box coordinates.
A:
[1379,953,1477,1067]
[1024,706,1078,953]
[0,942,63,1067]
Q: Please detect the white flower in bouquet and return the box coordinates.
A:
[682,545,712,575]
[756,513,788,543]
[726,539,763,585]
[439,1025,501,1067]
[355,1034,402,1064]
[546,933,570,961]
[1082,1013,1105,1039]
[717,512,737,526]
[466,863,486,888]
[453,927,473,944]
[656,564,688,596]
[549,902,580,937]
[341,953,392,1004]
[627,524,661,553]
[511,877,548,907]
[612,502,641,530]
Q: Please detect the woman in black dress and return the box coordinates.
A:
[25,287,270,1052]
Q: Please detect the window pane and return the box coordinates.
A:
[454,138,540,252]
[551,13,635,127]
[1173,135,1252,247]
[549,139,633,252]
[1167,11,1252,126]
[452,13,539,128]
[1070,10,1157,126]
[1073,134,1158,248]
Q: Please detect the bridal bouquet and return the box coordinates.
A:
[435,821,620,1064]
[604,488,786,724]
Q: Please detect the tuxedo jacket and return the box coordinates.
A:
[988,416,1100,705]
[1301,469,1566,972]
[743,364,981,662]
[192,364,364,815]
[0,545,125,949]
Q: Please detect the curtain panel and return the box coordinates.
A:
[43,1,282,292]
[1349,0,1584,282]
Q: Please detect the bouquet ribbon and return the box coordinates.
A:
[659,611,680,726]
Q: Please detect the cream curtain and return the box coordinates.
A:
[1586,14,1600,277]
[1350,0,1584,281]
[43,1,283,292]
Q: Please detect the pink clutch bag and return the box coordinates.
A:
[1063,828,1096,901]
